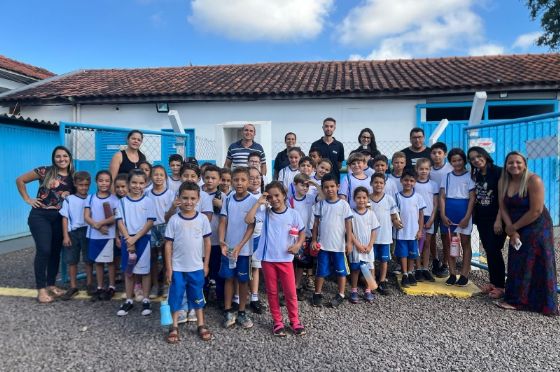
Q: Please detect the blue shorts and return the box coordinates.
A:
[88,238,114,263]
[168,270,206,313]
[441,198,472,235]
[395,240,418,259]
[424,215,435,235]
[219,254,251,283]
[113,238,121,257]
[349,260,373,271]
[120,235,151,275]
[316,250,349,278]
[374,244,391,263]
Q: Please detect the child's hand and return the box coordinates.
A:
[99,226,109,235]
[416,230,423,240]
[126,235,137,246]
[232,245,241,259]
[393,219,404,230]
[166,270,172,285]
[63,236,72,247]
[220,243,228,256]
[288,244,299,255]
[458,217,469,229]
[257,193,268,206]
[311,241,319,252]
[424,219,434,229]
[172,198,181,208]
[441,216,452,227]
[115,238,122,248]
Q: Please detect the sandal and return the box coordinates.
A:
[488,288,505,299]
[197,325,213,341]
[495,301,517,311]
[480,283,496,294]
[47,286,65,298]
[273,324,287,337]
[37,289,54,304]
[166,327,180,344]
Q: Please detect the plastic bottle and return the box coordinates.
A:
[310,242,321,257]
[125,252,137,277]
[360,262,377,289]
[228,247,237,269]
[213,188,222,214]
[450,233,461,257]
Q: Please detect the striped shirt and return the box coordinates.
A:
[226,140,266,169]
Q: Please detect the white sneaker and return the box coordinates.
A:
[141,301,152,316]
[177,310,188,324]
[187,309,197,322]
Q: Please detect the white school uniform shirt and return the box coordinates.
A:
[278,165,300,191]
[196,190,213,215]
[363,166,375,179]
[250,191,266,237]
[220,192,258,256]
[339,173,373,209]
[387,173,403,193]
[394,191,426,241]
[312,198,353,252]
[85,193,119,239]
[289,193,315,237]
[165,212,211,272]
[414,179,439,217]
[143,182,153,195]
[167,176,182,194]
[116,195,157,235]
[147,188,175,225]
[204,190,225,246]
[430,163,453,190]
[350,209,380,264]
[59,194,88,231]
[370,193,398,245]
[254,207,304,262]
[441,171,476,199]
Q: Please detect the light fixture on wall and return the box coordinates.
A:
[499,92,508,98]
[156,103,169,113]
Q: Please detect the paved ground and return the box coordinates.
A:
[0,244,559,371]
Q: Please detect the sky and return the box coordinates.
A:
[1,0,550,74]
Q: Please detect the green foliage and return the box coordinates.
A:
[527,0,560,50]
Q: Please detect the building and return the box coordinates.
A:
[0,54,55,95]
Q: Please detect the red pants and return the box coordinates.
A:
[261,261,300,327]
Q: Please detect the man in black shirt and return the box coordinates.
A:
[401,127,432,170]
[310,117,345,180]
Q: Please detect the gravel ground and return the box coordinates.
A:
[1,244,559,371]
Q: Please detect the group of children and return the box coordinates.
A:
[57,140,477,342]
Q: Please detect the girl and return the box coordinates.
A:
[245,181,306,336]
[439,148,475,287]
[147,165,175,299]
[468,147,506,299]
[84,170,119,301]
[349,187,379,303]
[139,161,153,194]
[248,166,266,313]
[308,158,332,201]
[278,147,303,191]
[116,170,156,317]
[220,168,233,196]
[496,152,558,315]
[16,146,75,303]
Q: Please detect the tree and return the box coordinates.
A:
[527,0,560,50]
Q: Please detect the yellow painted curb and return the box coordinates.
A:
[0,287,166,302]
[398,275,481,298]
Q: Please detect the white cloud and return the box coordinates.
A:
[468,43,505,56]
[342,0,489,60]
[512,31,542,50]
[188,0,333,42]
[150,12,164,27]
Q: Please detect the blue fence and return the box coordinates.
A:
[60,122,195,175]
[0,120,59,241]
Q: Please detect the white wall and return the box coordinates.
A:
[17,98,424,170]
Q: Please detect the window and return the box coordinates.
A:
[487,104,555,120]
[426,106,471,121]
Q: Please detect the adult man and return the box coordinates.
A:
[401,127,431,170]
[224,124,267,175]
[310,117,344,180]
[273,132,296,180]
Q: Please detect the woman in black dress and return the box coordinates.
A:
[109,130,146,181]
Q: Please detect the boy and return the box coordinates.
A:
[289,173,317,298]
[308,148,321,166]
[339,152,372,209]
[370,173,399,295]
[387,151,406,197]
[311,173,353,307]
[202,164,226,305]
[414,158,438,282]
[167,154,183,193]
[288,156,316,198]
[248,151,270,185]
[218,167,257,329]
[60,171,94,300]
[164,182,212,342]
[394,169,426,288]
[429,142,453,277]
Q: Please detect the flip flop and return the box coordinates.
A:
[489,288,505,299]
[37,290,54,304]
[495,301,517,310]
[197,325,213,341]
[480,283,496,294]
[166,327,180,344]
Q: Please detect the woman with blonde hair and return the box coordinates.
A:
[496,151,558,315]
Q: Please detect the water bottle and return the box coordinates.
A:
[450,233,461,257]
[213,188,222,214]
[160,299,173,326]
[289,226,299,247]
[125,252,137,277]
[228,247,237,269]
[360,262,377,289]
[310,242,321,257]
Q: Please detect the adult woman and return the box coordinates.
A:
[497,151,558,315]
[273,132,296,180]
[467,147,506,298]
[109,130,146,180]
[351,128,380,159]
[16,146,75,303]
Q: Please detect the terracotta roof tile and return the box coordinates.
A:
[1,54,559,103]
[0,55,55,80]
